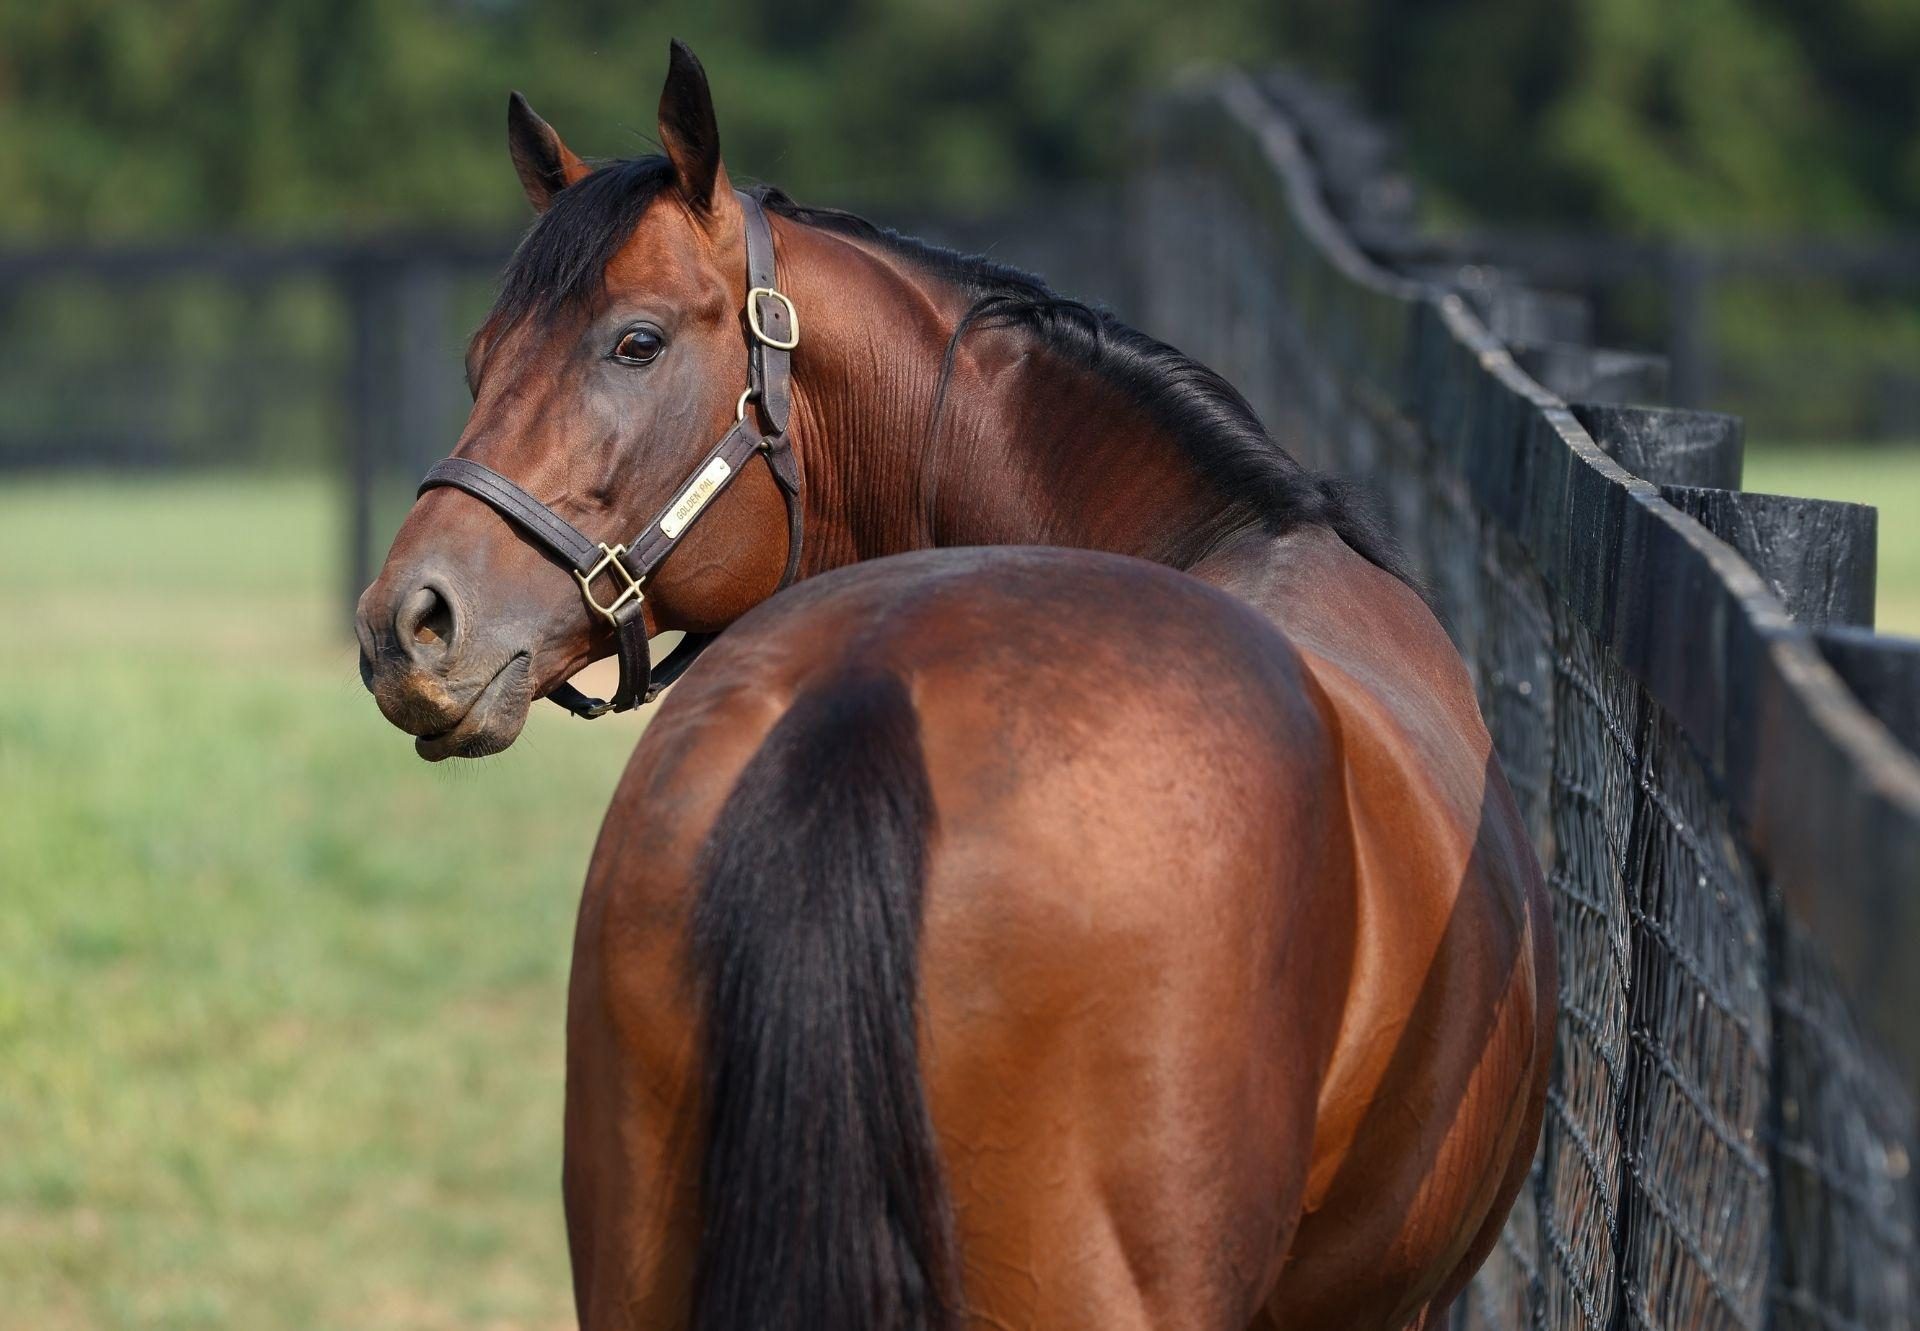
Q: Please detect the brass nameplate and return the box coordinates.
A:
[661,456,733,538]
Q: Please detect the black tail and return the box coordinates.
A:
[690,668,960,1331]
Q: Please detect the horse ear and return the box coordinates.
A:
[657,39,729,212]
[507,91,590,213]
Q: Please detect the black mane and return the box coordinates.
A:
[489,158,1413,585]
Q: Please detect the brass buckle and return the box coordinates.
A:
[746,286,800,350]
[574,542,643,625]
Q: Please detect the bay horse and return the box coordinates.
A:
[356,41,1553,1330]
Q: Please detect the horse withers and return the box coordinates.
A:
[356,41,1553,1330]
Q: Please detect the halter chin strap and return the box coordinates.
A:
[417,190,804,718]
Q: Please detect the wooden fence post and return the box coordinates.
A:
[343,258,383,620]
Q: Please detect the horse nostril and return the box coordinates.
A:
[396,584,458,667]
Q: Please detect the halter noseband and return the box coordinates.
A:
[417,190,804,719]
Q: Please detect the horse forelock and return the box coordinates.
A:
[491,156,679,329]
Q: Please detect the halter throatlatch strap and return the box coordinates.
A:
[743,191,805,589]
[417,189,804,718]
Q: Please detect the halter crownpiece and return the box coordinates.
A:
[417,189,804,718]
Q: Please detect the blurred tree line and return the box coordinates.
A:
[4,0,1918,242]
[0,0,1273,238]
[1286,0,1920,235]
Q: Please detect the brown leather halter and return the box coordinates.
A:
[418,191,804,718]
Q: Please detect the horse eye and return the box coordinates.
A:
[613,328,664,365]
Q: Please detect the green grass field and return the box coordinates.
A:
[4,453,1916,1329]
[0,474,644,1330]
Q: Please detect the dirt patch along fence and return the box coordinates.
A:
[1133,71,1917,1331]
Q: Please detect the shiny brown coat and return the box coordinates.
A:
[357,42,1553,1330]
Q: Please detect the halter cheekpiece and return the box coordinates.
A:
[417,190,804,718]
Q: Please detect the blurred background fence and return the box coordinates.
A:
[0,198,1132,615]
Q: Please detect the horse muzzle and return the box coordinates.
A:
[356,576,537,760]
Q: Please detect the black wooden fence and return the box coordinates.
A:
[0,234,510,619]
[1132,70,1918,1331]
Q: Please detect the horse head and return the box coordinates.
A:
[357,42,800,759]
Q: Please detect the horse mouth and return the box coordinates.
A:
[415,652,534,762]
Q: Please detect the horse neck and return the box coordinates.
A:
[777,219,1247,573]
